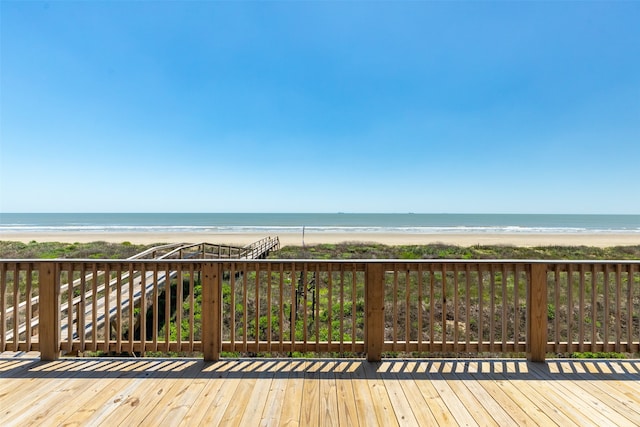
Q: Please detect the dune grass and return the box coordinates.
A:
[1,240,639,260]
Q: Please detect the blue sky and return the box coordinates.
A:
[1,1,639,214]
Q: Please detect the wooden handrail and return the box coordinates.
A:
[1,259,638,362]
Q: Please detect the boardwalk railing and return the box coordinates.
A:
[130,238,280,260]
[1,260,638,362]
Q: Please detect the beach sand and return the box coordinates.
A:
[1,231,639,247]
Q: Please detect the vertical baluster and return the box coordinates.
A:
[579,264,585,353]
[279,263,284,353]
[441,264,447,352]
[189,264,195,352]
[175,264,183,353]
[302,264,308,352]
[405,268,410,353]
[115,263,123,354]
[454,264,460,353]
[392,267,398,351]
[427,267,434,352]
[567,264,573,354]
[242,262,248,353]
[65,264,74,354]
[339,267,344,354]
[591,264,597,353]
[478,265,483,352]
[327,263,333,351]
[140,264,147,356]
[152,264,159,352]
[26,264,33,350]
[267,263,273,353]
[164,264,171,351]
[13,264,21,352]
[91,264,98,352]
[615,264,622,353]
[627,264,634,352]
[554,264,560,349]
[315,264,320,353]
[230,262,236,350]
[514,265,521,353]
[291,263,297,353]
[351,264,357,354]
[78,264,86,353]
[417,264,423,352]
[104,263,111,353]
[128,263,135,354]
[489,264,496,354]
[604,264,610,351]
[465,264,471,353]
[255,263,260,351]
[502,264,508,353]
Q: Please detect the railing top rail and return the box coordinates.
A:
[127,242,188,259]
[1,258,638,265]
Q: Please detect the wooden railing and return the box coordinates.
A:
[1,260,638,362]
[240,236,280,259]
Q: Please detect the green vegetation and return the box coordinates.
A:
[0,240,157,259]
[3,240,638,359]
[273,243,640,260]
[2,240,638,261]
[570,352,626,359]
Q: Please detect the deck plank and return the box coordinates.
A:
[426,361,480,427]
[362,361,400,426]
[91,361,195,426]
[411,361,459,425]
[0,357,639,426]
[259,360,290,426]
[177,360,241,426]
[1,360,97,422]
[379,361,420,426]
[528,361,634,427]
[196,360,251,425]
[334,360,360,427]
[300,361,321,427]
[454,362,521,426]
[548,361,640,426]
[502,361,580,427]
[237,361,276,426]
[391,361,439,426]
[278,360,306,427]
[350,360,378,427]
[58,360,174,426]
[318,361,340,426]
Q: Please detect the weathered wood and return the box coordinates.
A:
[365,264,385,362]
[528,263,548,362]
[38,262,60,361]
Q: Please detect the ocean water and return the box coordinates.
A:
[0,213,638,235]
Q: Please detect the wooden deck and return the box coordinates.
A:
[1,353,639,426]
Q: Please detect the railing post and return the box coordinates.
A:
[39,262,60,361]
[528,263,548,363]
[366,263,385,362]
[202,262,222,361]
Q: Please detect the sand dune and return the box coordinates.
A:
[2,231,639,248]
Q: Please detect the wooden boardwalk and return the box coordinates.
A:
[1,353,639,426]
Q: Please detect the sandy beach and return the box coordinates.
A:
[1,231,639,248]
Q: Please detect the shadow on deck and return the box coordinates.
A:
[1,355,640,381]
[2,353,640,426]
